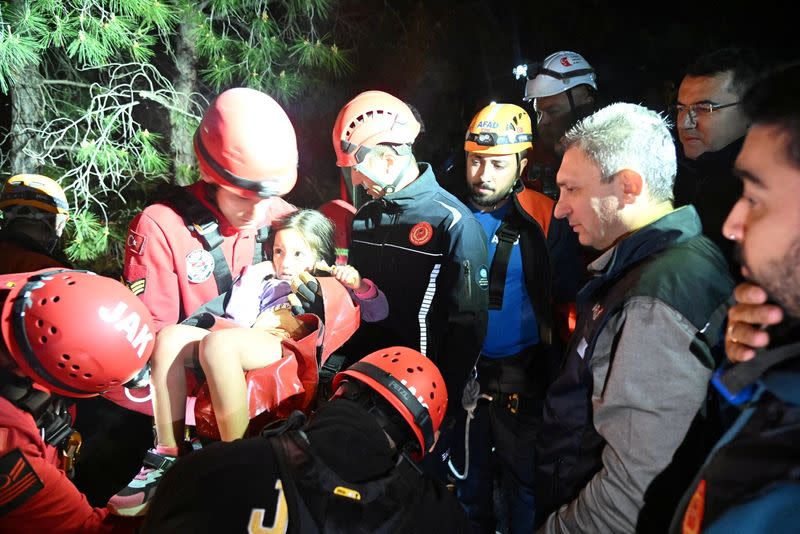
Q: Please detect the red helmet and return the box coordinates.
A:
[332,90,421,167]
[194,87,298,199]
[331,346,447,457]
[0,269,156,398]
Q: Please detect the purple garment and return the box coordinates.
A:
[224,263,389,327]
[224,265,292,327]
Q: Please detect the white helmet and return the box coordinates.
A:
[523,51,597,101]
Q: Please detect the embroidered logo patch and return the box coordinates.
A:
[127,230,147,256]
[0,448,44,516]
[186,249,215,284]
[477,265,489,290]
[409,222,433,246]
[126,277,146,296]
[592,303,603,321]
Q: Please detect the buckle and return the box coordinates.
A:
[144,449,177,471]
[506,393,520,414]
[192,220,219,236]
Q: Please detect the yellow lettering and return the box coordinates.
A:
[248,479,288,534]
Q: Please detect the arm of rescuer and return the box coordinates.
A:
[0,411,139,533]
[441,215,489,407]
[122,210,181,332]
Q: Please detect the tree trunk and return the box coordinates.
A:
[171,20,199,186]
[10,65,44,174]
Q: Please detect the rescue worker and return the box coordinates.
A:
[141,346,470,533]
[109,87,297,414]
[0,174,71,274]
[522,51,601,198]
[330,90,489,470]
[0,268,156,532]
[451,103,580,533]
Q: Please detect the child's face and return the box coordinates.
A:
[272,228,316,280]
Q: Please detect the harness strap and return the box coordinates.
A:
[167,188,234,295]
[0,372,74,447]
[488,208,523,310]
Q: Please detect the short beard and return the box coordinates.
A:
[469,190,503,208]
[750,236,800,319]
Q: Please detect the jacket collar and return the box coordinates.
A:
[583,206,702,296]
[381,163,437,203]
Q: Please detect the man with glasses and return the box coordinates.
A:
[520,51,602,199]
[672,46,762,277]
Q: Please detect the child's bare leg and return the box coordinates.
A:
[199,327,283,441]
[149,324,208,448]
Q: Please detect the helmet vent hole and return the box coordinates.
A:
[71,364,80,371]
[62,354,71,360]
[391,358,399,363]
[406,367,414,373]
[36,320,44,327]
[83,373,92,378]
[67,281,76,286]
[432,382,437,389]
[40,336,47,343]
[49,326,57,334]
[52,296,60,303]
[381,353,389,358]
[58,362,66,368]
[430,392,435,399]
[417,366,423,372]
[69,373,77,378]
[39,298,47,305]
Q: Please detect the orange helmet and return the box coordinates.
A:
[0,269,156,398]
[332,90,421,168]
[0,174,69,217]
[194,87,298,199]
[332,346,447,458]
[464,103,533,155]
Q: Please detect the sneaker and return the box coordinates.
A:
[107,449,176,516]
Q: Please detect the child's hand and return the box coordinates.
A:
[330,264,364,291]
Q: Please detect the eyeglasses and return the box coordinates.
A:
[669,101,740,118]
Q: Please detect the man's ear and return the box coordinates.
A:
[617,169,643,204]
[518,156,529,178]
[382,151,398,174]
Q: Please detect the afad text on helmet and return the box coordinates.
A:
[98,302,154,358]
[476,121,500,129]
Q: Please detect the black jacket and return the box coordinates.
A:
[673,138,744,280]
[342,163,489,404]
[143,400,469,533]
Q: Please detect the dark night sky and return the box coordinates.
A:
[284,0,797,204]
[1,0,795,205]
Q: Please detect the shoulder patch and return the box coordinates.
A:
[0,448,45,516]
[127,230,147,256]
[126,278,146,296]
[409,222,433,246]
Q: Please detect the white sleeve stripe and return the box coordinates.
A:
[417,263,441,356]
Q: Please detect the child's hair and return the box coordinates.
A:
[269,208,336,267]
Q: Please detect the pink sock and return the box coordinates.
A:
[155,444,179,457]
